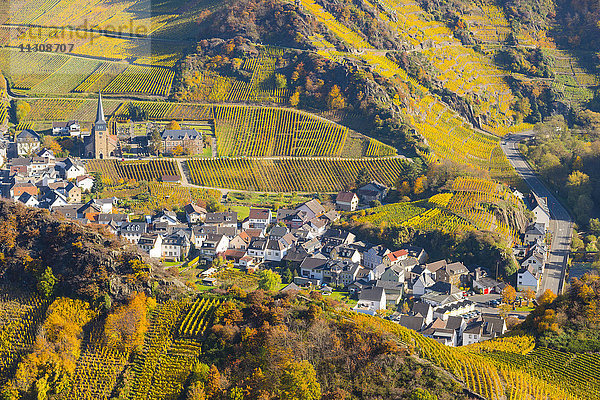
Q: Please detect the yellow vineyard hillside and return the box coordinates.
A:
[296,0,518,182]
[298,0,519,135]
[115,101,396,158]
[351,177,521,243]
[348,312,582,400]
[0,48,175,96]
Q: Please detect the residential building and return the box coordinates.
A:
[462,315,506,346]
[529,192,551,227]
[247,237,268,260]
[517,265,540,291]
[184,203,207,224]
[201,234,229,256]
[161,128,203,155]
[76,175,95,192]
[52,120,80,136]
[247,208,272,230]
[119,222,148,244]
[363,245,390,268]
[355,287,387,312]
[336,191,359,211]
[138,234,163,258]
[524,223,546,244]
[15,129,41,157]
[357,181,388,203]
[205,212,237,227]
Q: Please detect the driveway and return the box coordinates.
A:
[500,131,572,295]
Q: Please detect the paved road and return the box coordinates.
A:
[500,131,572,295]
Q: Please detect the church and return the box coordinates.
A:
[84,94,118,159]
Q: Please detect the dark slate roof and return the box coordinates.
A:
[161,129,201,140]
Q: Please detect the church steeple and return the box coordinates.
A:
[95,92,106,124]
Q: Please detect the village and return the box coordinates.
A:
[0,96,555,349]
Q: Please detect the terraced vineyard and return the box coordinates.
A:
[296,0,520,179]
[115,101,214,121]
[187,157,407,192]
[0,48,69,90]
[21,98,122,123]
[350,177,522,242]
[114,101,391,157]
[74,62,129,93]
[348,312,580,400]
[122,298,219,400]
[178,52,291,105]
[447,176,522,243]
[65,345,127,400]
[213,105,351,157]
[0,290,49,385]
[86,159,180,183]
[0,101,7,126]
[103,65,175,96]
[469,343,600,400]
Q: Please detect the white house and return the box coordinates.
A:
[462,315,506,346]
[201,234,229,256]
[355,287,387,311]
[58,158,86,180]
[521,251,545,275]
[184,203,207,224]
[413,273,435,296]
[119,222,148,244]
[138,234,163,258]
[336,191,359,212]
[52,120,80,136]
[17,192,39,207]
[153,209,179,225]
[36,148,55,160]
[161,233,190,261]
[524,222,546,244]
[247,208,272,230]
[15,129,41,156]
[0,141,7,167]
[299,256,328,282]
[264,238,291,262]
[517,266,539,292]
[247,237,268,260]
[76,175,95,192]
[530,193,551,227]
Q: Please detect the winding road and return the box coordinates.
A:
[500,131,572,295]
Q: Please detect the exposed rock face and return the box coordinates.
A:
[0,199,179,302]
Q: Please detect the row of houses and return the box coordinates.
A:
[515,193,551,292]
[0,149,95,209]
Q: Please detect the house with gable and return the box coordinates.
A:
[363,245,390,269]
[413,273,436,295]
[357,181,389,203]
[336,191,359,211]
[355,287,387,313]
[295,199,325,221]
[246,208,272,230]
[524,222,546,244]
[153,209,179,225]
[529,192,551,228]
[184,203,207,224]
[517,265,540,292]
